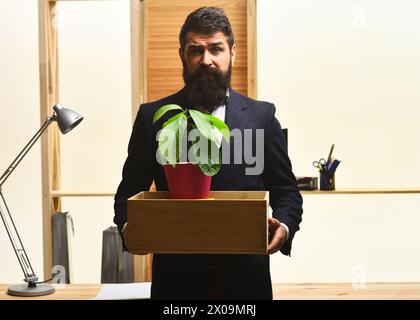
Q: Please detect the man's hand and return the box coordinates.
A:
[267,217,287,254]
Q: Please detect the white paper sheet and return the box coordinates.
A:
[92,282,151,300]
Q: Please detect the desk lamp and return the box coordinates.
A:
[0,104,83,297]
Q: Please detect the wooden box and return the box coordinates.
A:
[125,191,268,254]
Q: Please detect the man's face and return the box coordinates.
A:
[180,31,236,75]
[180,31,236,112]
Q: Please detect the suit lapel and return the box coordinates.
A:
[224,89,250,131]
[220,89,251,173]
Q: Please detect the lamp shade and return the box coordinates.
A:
[53,104,83,134]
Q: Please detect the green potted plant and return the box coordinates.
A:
[152,104,230,199]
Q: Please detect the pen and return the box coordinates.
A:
[325,159,341,180]
[327,144,335,164]
[327,156,334,170]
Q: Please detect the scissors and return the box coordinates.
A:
[313,158,327,171]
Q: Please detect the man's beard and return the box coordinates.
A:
[183,61,232,113]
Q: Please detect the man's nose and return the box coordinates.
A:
[200,50,213,66]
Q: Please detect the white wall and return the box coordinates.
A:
[57,0,132,284]
[0,0,43,284]
[0,0,132,284]
[258,0,420,283]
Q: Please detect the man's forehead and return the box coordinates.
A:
[184,31,229,47]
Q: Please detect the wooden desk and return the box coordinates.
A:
[273,282,420,300]
[1,282,420,300]
[0,284,101,300]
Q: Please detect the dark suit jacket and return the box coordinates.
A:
[114,88,303,299]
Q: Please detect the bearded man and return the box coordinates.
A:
[114,7,303,300]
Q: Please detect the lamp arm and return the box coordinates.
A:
[0,115,56,284]
[0,192,38,283]
[0,116,55,188]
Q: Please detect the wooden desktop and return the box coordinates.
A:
[1,282,420,300]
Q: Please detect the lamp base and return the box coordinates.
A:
[7,283,55,297]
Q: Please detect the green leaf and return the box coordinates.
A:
[189,141,200,163]
[157,127,176,165]
[205,114,230,143]
[191,139,221,176]
[176,113,188,160]
[155,107,225,177]
[198,163,221,176]
[208,140,221,165]
[157,113,187,165]
[188,110,220,147]
[163,112,184,128]
[153,104,184,124]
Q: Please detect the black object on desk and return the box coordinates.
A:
[313,144,341,191]
[320,170,335,190]
[297,176,318,191]
[319,159,341,190]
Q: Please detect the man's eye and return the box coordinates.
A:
[211,47,223,54]
[190,48,203,55]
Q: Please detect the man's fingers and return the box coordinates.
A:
[268,217,281,233]
[268,217,281,226]
[267,232,282,254]
[267,221,287,254]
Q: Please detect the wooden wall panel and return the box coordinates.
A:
[39,0,62,280]
[146,0,250,102]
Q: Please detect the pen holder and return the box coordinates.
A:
[320,170,335,191]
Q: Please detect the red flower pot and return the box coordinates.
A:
[163,163,212,199]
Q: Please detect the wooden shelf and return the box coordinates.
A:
[50,191,115,197]
[50,189,420,197]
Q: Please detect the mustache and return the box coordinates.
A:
[184,64,229,85]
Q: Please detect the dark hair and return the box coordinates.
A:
[179,7,235,51]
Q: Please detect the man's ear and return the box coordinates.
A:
[230,44,237,67]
